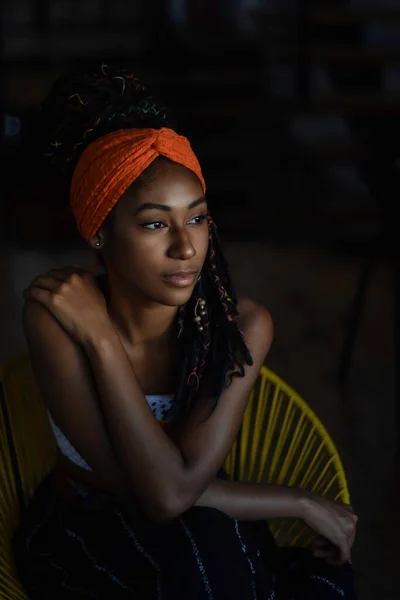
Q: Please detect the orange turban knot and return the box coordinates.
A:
[70,127,206,241]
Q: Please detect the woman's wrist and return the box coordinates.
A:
[195,479,317,522]
[296,490,316,521]
[81,321,120,352]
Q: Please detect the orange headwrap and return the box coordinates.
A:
[70,127,206,241]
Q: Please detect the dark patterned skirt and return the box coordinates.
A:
[12,472,356,599]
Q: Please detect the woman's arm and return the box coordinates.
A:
[196,477,304,521]
[23,270,272,520]
[24,297,306,525]
[195,477,357,564]
[24,270,356,560]
[80,297,273,519]
[24,296,187,519]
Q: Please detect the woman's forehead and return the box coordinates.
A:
[120,160,204,211]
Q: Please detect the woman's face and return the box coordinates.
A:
[98,158,209,307]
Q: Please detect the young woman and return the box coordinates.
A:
[12,64,357,599]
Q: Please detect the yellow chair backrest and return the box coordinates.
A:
[0,355,56,600]
[223,366,350,547]
[0,355,349,599]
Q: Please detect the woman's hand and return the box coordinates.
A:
[23,267,111,345]
[313,535,343,566]
[299,495,357,564]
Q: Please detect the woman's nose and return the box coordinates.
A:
[168,229,196,261]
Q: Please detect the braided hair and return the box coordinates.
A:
[40,63,253,420]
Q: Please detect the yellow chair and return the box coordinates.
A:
[0,355,56,600]
[0,355,349,599]
[223,367,350,548]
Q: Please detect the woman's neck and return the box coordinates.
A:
[98,273,179,349]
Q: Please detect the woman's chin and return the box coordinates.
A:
[157,286,195,307]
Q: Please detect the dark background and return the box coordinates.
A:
[1,2,400,597]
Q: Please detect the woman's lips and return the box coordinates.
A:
[161,271,198,288]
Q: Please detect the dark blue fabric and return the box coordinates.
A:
[12,472,357,599]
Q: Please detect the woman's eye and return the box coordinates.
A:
[141,215,206,230]
[188,214,207,225]
[141,221,166,230]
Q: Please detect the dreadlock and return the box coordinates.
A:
[40,63,171,176]
[172,216,253,420]
[40,63,253,421]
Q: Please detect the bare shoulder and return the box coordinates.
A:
[22,298,73,353]
[236,297,273,335]
[236,297,274,362]
[23,298,53,332]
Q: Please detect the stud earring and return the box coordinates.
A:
[193,298,207,332]
[95,241,101,248]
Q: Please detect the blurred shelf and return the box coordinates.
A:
[201,137,366,167]
[3,30,146,62]
[270,46,400,66]
[188,68,261,87]
[182,100,262,121]
[2,23,144,35]
[191,94,400,119]
[302,141,360,164]
[279,93,400,116]
[194,135,242,160]
[253,7,400,26]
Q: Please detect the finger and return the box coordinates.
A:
[342,516,358,544]
[313,543,343,565]
[337,537,351,564]
[314,551,341,564]
[348,520,357,549]
[314,537,331,549]
[313,539,341,562]
[23,286,52,307]
[24,276,61,293]
[314,538,335,550]
[26,268,91,294]
[313,546,338,556]
[338,502,354,514]
[327,555,345,567]
[45,269,73,281]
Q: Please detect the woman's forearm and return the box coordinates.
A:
[196,477,307,521]
[82,323,270,521]
[83,325,186,518]
[81,326,308,524]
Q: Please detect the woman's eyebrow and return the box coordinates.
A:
[133,196,206,216]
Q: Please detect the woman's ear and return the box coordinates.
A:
[89,228,105,250]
